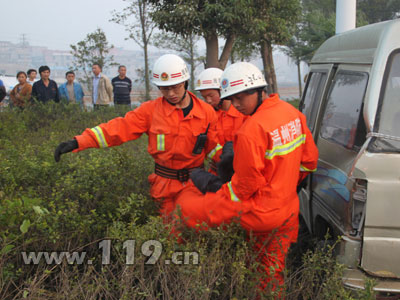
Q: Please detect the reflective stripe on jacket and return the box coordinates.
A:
[74,91,221,170]
[221,94,318,220]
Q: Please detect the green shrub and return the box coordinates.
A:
[0,104,378,299]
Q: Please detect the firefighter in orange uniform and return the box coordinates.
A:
[175,62,319,291]
[54,54,222,220]
[195,68,247,175]
[196,68,247,145]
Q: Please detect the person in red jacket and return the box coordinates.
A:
[54,54,222,220]
[175,62,319,292]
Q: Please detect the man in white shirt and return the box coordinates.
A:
[92,63,113,108]
[26,69,37,85]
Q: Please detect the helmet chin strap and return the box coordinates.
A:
[165,83,188,106]
[178,88,188,105]
[216,90,225,111]
[216,98,225,111]
[250,90,264,115]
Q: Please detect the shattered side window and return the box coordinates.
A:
[371,51,400,152]
[320,71,368,150]
[301,72,327,131]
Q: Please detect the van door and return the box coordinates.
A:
[312,64,369,238]
[360,50,400,278]
[299,65,333,233]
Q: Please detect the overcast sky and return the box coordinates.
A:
[1,0,141,51]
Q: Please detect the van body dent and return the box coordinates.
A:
[299,19,400,293]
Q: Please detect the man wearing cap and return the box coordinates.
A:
[175,62,319,292]
[54,54,222,220]
[31,66,60,103]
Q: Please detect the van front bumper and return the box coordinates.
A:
[343,268,400,294]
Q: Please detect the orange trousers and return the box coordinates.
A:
[174,184,299,289]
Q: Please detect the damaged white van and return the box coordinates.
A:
[299,18,400,295]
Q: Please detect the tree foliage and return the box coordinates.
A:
[153,32,203,92]
[229,36,258,64]
[242,0,301,93]
[358,0,400,23]
[297,7,336,63]
[111,0,156,100]
[70,28,116,88]
[146,0,255,69]
[291,0,399,66]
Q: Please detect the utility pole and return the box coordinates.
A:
[336,0,356,34]
[19,34,29,47]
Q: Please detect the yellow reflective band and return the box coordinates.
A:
[227,181,240,202]
[157,134,165,151]
[207,144,223,160]
[265,134,306,160]
[90,126,108,148]
[300,165,317,172]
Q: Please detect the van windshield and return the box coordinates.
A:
[372,51,400,152]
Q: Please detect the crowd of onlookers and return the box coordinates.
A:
[0,64,133,109]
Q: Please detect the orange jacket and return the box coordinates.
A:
[74,92,222,205]
[74,91,221,168]
[215,104,247,145]
[220,94,318,225]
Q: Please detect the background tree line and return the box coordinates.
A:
[70,0,400,99]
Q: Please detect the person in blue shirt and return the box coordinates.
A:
[58,71,84,106]
[0,79,6,102]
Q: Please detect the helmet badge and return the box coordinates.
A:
[161,72,169,81]
[221,78,229,89]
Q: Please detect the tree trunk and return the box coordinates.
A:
[218,34,236,70]
[204,31,219,68]
[140,1,151,101]
[296,59,302,98]
[189,35,196,92]
[144,42,151,100]
[260,39,278,94]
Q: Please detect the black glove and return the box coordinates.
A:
[217,141,234,183]
[54,139,78,162]
[190,168,223,194]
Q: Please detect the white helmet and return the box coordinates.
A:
[195,68,223,91]
[220,62,267,99]
[152,54,190,87]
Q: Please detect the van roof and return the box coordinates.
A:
[311,19,400,64]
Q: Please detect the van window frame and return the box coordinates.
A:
[300,64,334,136]
[319,68,369,152]
[300,70,328,132]
[369,48,400,153]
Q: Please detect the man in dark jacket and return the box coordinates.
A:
[111,65,132,105]
[32,66,60,103]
